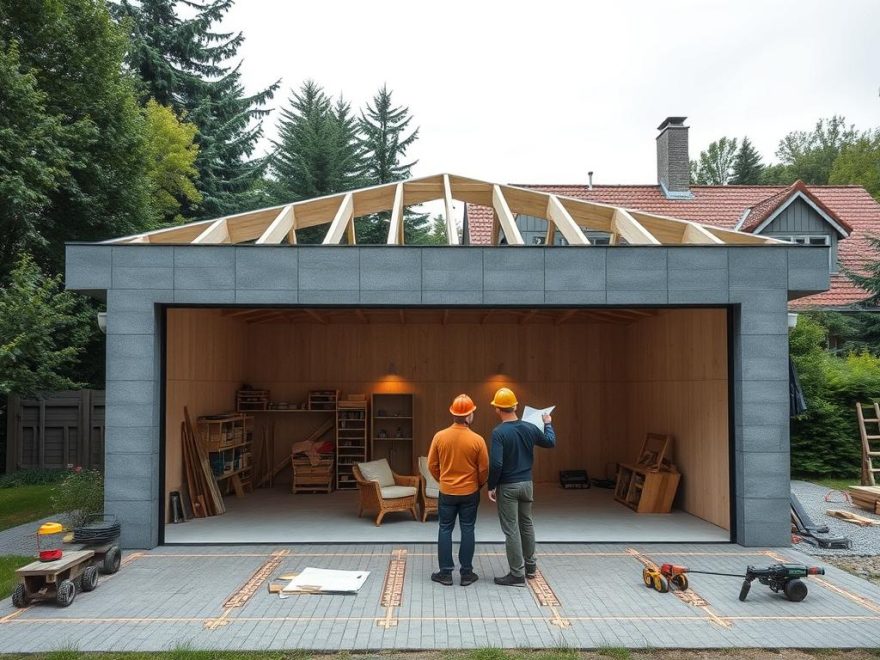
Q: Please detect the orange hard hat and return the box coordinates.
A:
[449,394,477,416]
[490,387,518,408]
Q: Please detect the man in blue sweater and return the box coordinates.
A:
[487,387,556,586]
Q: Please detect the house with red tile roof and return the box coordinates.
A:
[464,117,880,309]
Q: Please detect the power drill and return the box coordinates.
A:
[739,563,824,602]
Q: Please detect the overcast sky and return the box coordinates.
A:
[224,0,879,187]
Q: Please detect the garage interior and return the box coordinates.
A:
[162,305,731,544]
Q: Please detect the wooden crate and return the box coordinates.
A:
[292,456,334,493]
[614,463,680,513]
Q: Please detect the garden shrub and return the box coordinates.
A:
[790,314,880,477]
[0,468,68,488]
[50,467,104,528]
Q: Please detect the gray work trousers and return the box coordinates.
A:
[497,481,535,577]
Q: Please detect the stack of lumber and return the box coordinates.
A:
[181,406,226,518]
[258,417,334,487]
[848,486,880,515]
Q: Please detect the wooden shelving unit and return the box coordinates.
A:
[371,393,414,475]
[614,434,679,513]
[336,399,368,490]
[308,390,338,411]
[197,413,253,497]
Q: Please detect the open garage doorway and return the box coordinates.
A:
[161,306,731,544]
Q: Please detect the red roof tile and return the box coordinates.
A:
[464,184,880,308]
[738,180,853,235]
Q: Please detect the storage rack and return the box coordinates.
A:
[371,393,414,475]
[197,413,253,497]
[335,399,368,490]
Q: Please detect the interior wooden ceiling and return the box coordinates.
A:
[217,308,662,326]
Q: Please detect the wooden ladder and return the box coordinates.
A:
[856,402,880,486]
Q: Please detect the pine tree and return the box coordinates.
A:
[731,137,765,184]
[112,0,278,217]
[357,85,429,242]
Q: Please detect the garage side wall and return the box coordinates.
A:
[65,244,829,548]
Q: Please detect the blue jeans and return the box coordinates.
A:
[437,491,480,574]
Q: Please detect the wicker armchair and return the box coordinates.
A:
[418,456,439,522]
[353,459,419,526]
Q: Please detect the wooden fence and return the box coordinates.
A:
[4,390,105,473]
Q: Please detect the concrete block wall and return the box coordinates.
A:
[65,243,829,549]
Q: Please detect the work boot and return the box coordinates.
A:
[431,571,453,586]
[460,572,479,587]
[493,573,526,587]
[525,562,537,579]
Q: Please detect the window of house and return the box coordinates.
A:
[779,235,835,271]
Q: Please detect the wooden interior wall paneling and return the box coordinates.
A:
[165,309,247,522]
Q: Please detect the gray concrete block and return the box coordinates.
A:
[607,249,667,291]
[741,379,789,404]
[739,520,791,547]
[483,290,545,305]
[739,495,790,524]
[742,355,789,381]
[299,248,359,290]
[298,290,360,304]
[544,290,607,304]
[104,426,156,454]
[607,290,668,305]
[105,403,155,428]
[112,267,174,290]
[65,245,112,290]
[422,249,483,291]
[107,289,172,311]
[235,289,298,304]
[740,333,788,360]
[360,249,421,291]
[105,500,157,549]
[741,399,789,426]
[741,424,789,453]
[483,249,544,291]
[105,380,154,406]
[741,452,790,499]
[729,248,788,289]
[737,309,788,335]
[787,246,830,294]
[360,290,421,304]
[235,248,297,290]
[668,267,728,291]
[106,334,154,381]
[544,249,606,291]
[111,246,173,268]
[729,287,788,311]
[106,311,156,335]
[173,245,234,268]
[104,453,154,501]
[174,267,235,290]
[421,291,484,305]
[668,247,728,271]
[668,289,728,304]
[172,289,235,303]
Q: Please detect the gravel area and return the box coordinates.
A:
[0,514,59,556]
[790,480,880,557]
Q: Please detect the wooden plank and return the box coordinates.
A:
[193,217,230,244]
[682,222,724,245]
[612,208,661,245]
[322,193,354,244]
[387,183,404,245]
[546,195,590,245]
[346,216,357,245]
[442,174,459,245]
[256,205,295,244]
[492,185,524,245]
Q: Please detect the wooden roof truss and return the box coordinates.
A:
[109,173,779,246]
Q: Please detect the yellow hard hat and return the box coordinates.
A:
[490,387,518,408]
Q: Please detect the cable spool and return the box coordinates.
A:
[73,514,121,545]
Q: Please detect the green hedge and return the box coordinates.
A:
[790,314,880,477]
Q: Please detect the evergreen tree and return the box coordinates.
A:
[731,137,765,184]
[846,235,880,308]
[113,0,278,217]
[358,85,429,242]
[1,0,152,273]
[690,137,738,185]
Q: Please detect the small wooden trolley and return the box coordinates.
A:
[13,550,98,608]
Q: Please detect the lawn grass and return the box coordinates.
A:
[0,554,33,598]
[0,483,57,531]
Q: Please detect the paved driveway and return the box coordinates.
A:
[2,543,879,653]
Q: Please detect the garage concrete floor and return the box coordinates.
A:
[2,543,879,652]
[163,483,730,544]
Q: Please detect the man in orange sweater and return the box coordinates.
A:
[427,394,489,586]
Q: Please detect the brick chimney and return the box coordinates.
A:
[656,117,692,199]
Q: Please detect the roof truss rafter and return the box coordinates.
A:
[106,173,782,247]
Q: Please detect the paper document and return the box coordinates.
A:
[281,567,370,595]
[522,405,555,431]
